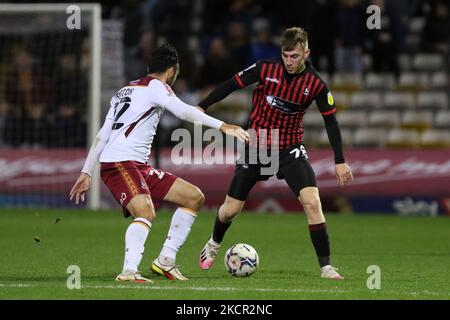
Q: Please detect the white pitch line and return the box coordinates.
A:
[0,283,34,288]
[85,284,350,294]
[0,283,349,294]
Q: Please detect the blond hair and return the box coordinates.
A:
[280,27,308,51]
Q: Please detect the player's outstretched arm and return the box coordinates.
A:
[219,123,249,144]
[198,63,259,112]
[197,78,240,111]
[165,97,249,143]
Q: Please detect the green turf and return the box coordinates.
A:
[0,208,449,300]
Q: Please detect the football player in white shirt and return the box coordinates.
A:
[69,44,249,283]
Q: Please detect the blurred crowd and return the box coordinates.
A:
[0,31,88,148]
[108,0,448,84]
[0,0,448,149]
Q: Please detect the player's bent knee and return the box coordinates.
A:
[195,189,206,209]
[134,209,156,222]
[129,207,156,221]
[127,195,157,221]
[184,187,205,212]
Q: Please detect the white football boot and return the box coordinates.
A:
[115,270,153,283]
[320,265,345,280]
[151,258,189,281]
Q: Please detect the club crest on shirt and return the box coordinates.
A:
[120,192,127,205]
[140,179,148,190]
[303,87,310,95]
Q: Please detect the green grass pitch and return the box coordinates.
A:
[0,208,449,300]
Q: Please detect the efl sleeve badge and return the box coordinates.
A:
[327,92,334,105]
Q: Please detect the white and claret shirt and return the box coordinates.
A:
[81,75,224,176]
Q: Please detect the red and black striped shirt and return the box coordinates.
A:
[199,59,336,151]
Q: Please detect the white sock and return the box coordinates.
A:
[159,207,197,265]
[123,217,152,273]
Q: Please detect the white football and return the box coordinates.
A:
[224,243,259,277]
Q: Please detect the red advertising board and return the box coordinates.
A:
[1,148,449,212]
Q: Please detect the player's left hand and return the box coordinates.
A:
[335,163,353,186]
[219,123,250,143]
[69,173,92,205]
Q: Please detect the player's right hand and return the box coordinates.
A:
[69,173,92,205]
[219,123,249,144]
[335,163,353,186]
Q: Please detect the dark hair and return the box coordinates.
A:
[280,27,308,51]
[147,43,179,73]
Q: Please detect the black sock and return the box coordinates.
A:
[212,215,232,244]
[309,223,331,268]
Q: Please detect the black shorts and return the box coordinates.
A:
[227,143,317,201]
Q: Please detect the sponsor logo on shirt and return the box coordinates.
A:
[265,95,300,114]
[266,77,279,84]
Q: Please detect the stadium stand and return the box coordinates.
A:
[386,128,421,148]
[352,128,387,148]
[350,91,383,110]
[368,110,401,128]
[420,128,450,148]
[0,0,448,152]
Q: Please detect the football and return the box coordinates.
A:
[224,243,259,277]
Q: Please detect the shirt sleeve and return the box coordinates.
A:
[233,62,260,88]
[322,113,345,164]
[164,96,224,129]
[144,79,223,128]
[315,85,336,116]
[81,107,114,176]
[198,61,261,110]
[146,79,177,107]
[316,85,345,164]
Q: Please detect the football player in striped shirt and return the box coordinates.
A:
[198,27,353,280]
